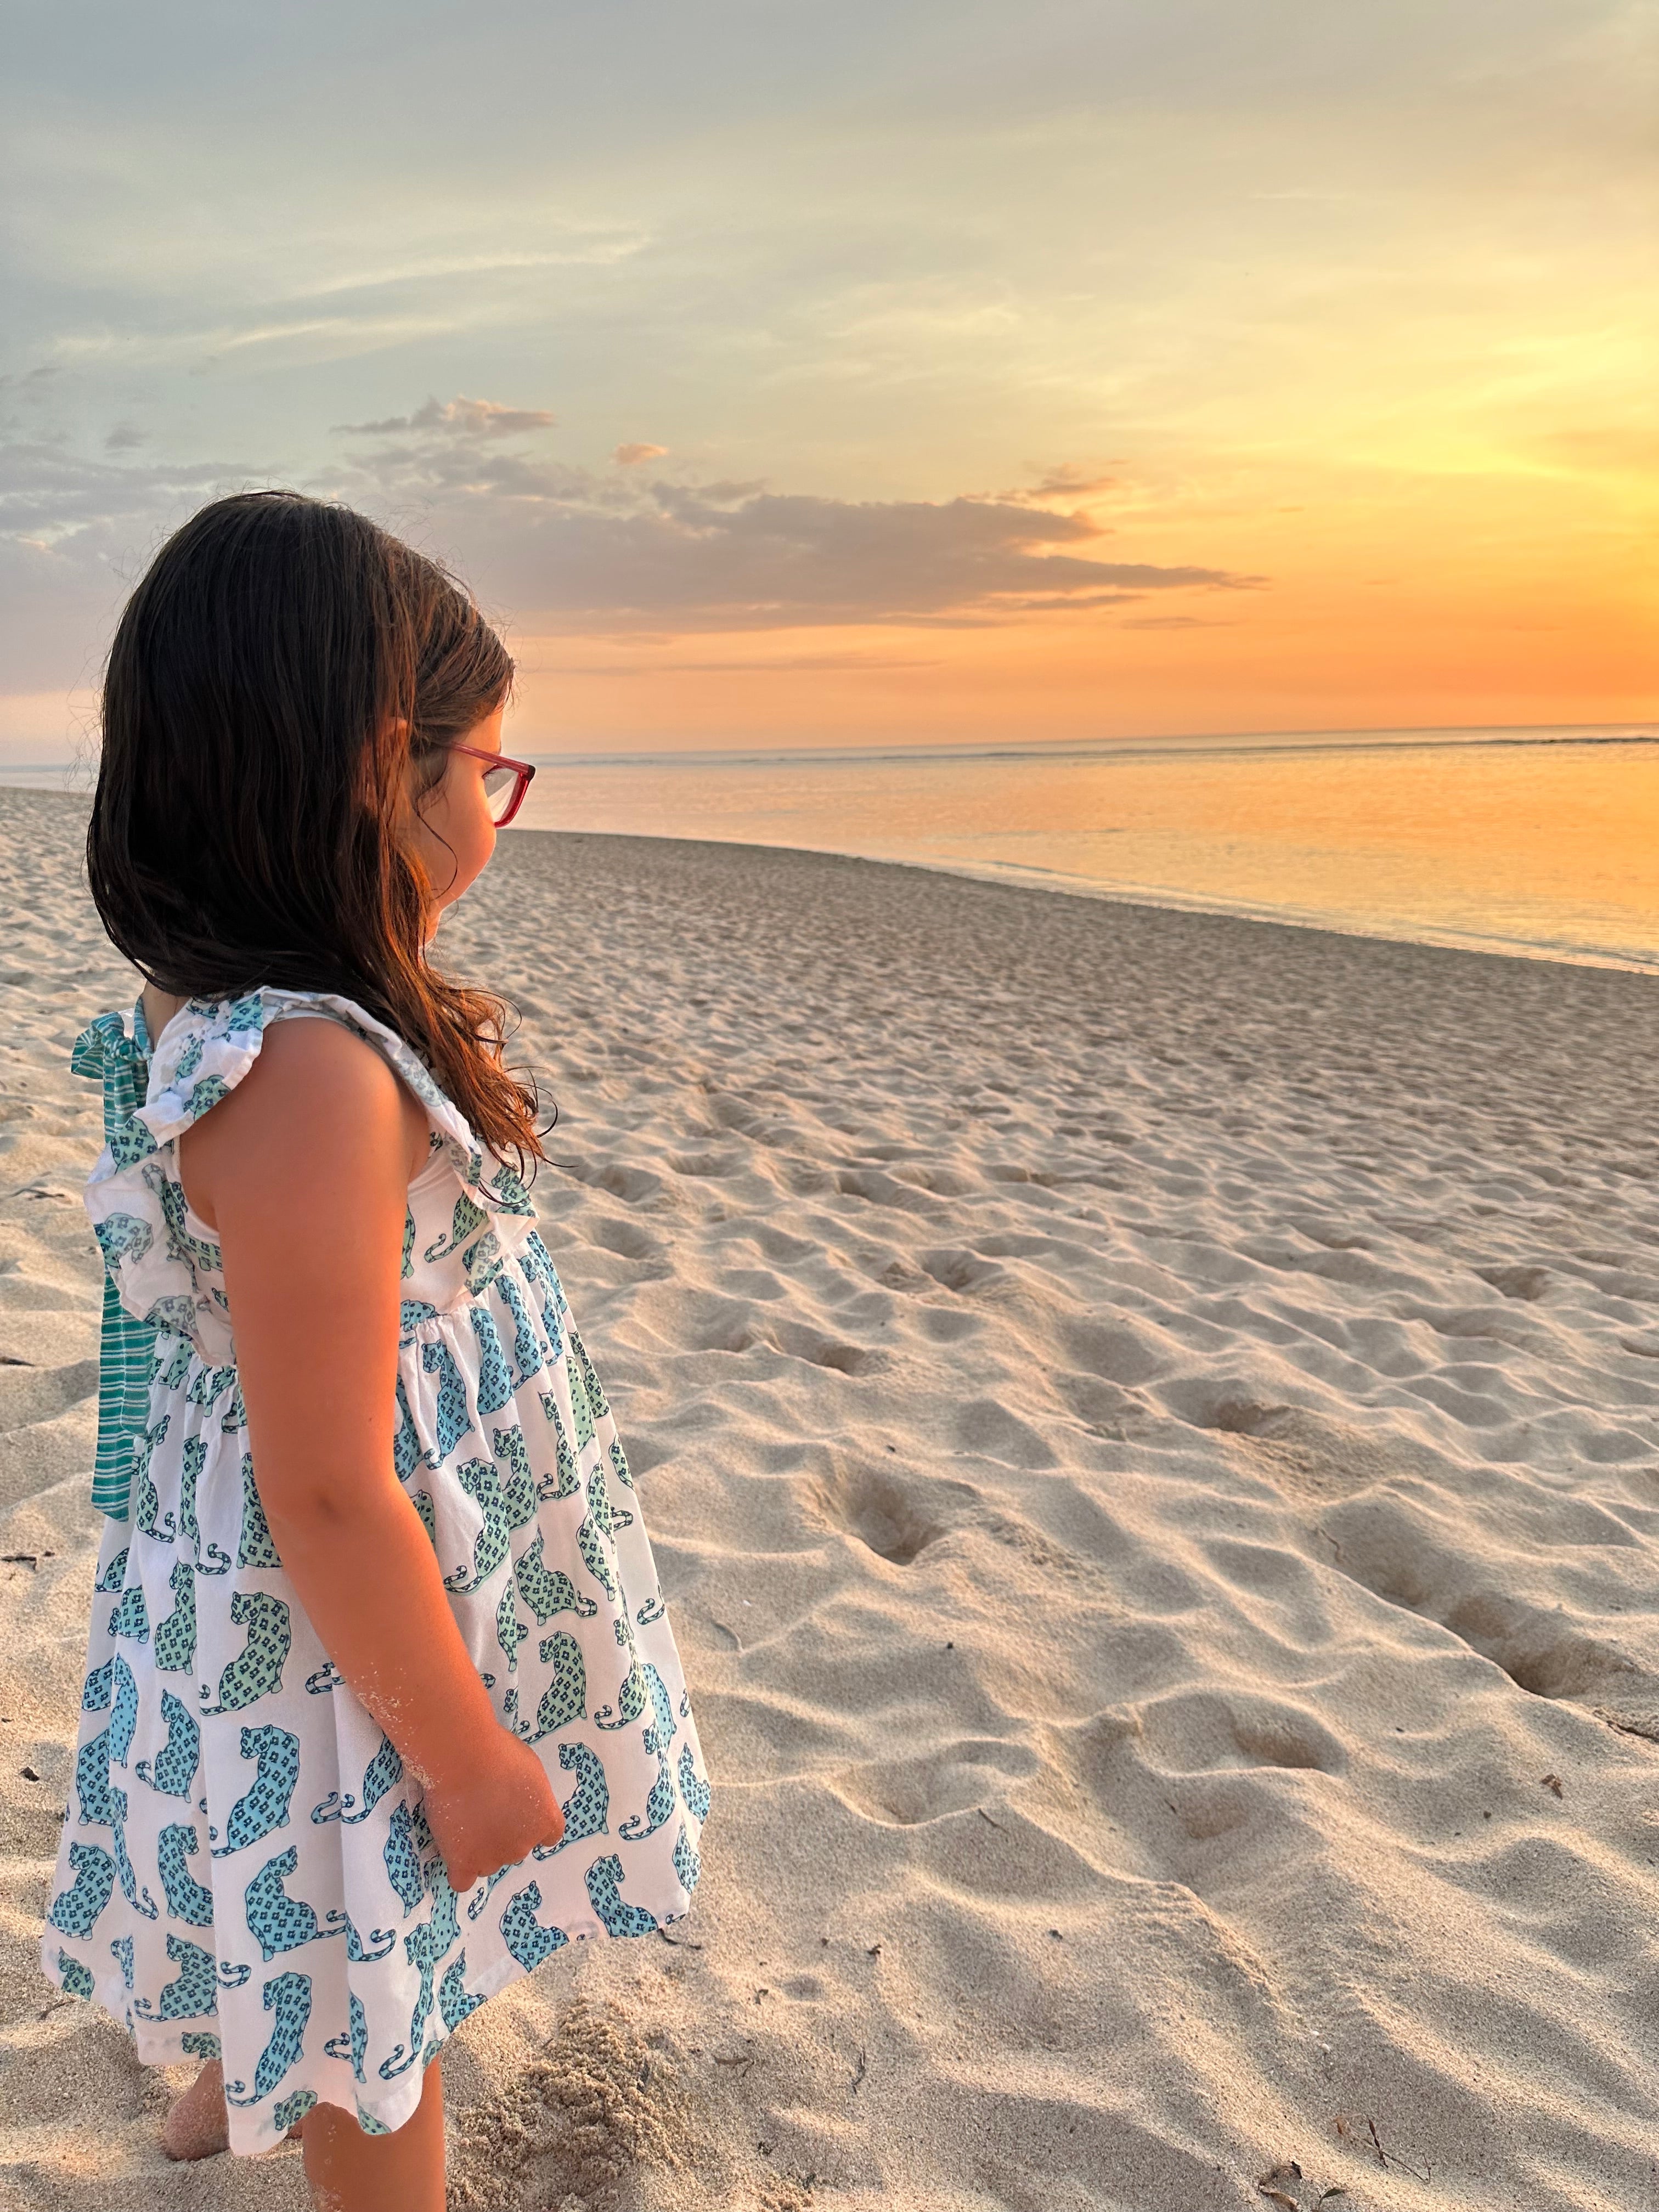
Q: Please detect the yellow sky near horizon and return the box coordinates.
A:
[507,427,1656,750]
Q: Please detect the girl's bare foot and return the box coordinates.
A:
[160,2058,309,2160]
[160,2058,230,2160]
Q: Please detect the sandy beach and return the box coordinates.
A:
[3,782,1659,2211]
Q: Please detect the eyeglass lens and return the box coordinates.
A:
[482,765,518,821]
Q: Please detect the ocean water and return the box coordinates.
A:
[504,724,1659,973]
[10,724,1656,972]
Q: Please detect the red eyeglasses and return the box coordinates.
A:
[450,743,538,827]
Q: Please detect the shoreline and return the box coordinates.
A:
[509,817,1659,981]
[5,772,1656,980]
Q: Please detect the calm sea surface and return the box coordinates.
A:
[503,725,1659,973]
[10,724,1657,972]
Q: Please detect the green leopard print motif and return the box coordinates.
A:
[202,1592,291,1716]
[235,1453,281,1570]
[131,1415,175,1543]
[151,1559,196,1674]
[514,1528,598,1624]
[442,1460,513,1595]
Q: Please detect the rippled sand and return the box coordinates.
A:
[3,786,1659,2210]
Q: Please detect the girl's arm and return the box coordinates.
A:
[180,1016,563,1886]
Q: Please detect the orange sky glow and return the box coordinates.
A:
[2,3,1653,759]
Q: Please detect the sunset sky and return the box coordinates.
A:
[2,0,1653,760]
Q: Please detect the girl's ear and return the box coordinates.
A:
[397,721,446,818]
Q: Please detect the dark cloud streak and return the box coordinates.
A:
[0,399,1263,690]
[321,403,1261,631]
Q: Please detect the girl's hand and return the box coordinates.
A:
[424,1730,566,1892]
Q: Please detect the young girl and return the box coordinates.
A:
[42,490,712,2209]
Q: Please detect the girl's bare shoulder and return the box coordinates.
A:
[180,1016,428,1224]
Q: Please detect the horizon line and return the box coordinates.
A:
[2,715,1655,778]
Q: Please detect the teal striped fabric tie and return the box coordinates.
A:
[71,1001,157,1521]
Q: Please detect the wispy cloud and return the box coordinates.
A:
[613,442,668,466]
[1011,464,1123,502]
[528,651,943,676]
[334,396,557,439]
[0,439,268,687]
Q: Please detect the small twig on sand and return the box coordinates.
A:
[977,1807,1006,1831]
[1335,2112,1432,2183]
[850,2047,867,2095]
[1592,1706,1659,1744]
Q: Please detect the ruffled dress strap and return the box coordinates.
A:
[85,986,539,1356]
[70,999,157,1521]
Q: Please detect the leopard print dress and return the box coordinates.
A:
[40,989,712,2152]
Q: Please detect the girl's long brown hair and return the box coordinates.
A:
[88,489,547,1171]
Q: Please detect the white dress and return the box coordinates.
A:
[40,989,712,2152]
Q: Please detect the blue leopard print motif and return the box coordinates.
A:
[535,1742,609,1857]
[442,1459,514,1595]
[311,1733,403,1828]
[491,1425,538,1532]
[224,1971,312,2104]
[136,1691,201,1797]
[212,1726,300,1858]
[156,1826,215,1927]
[108,1656,139,1768]
[438,1951,486,2030]
[133,1932,249,2021]
[500,1882,568,1969]
[495,1270,545,1387]
[467,1307,515,1417]
[528,1632,587,1742]
[325,1989,369,2081]
[244,1848,351,1962]
[677,1743,712,1824]
[48,1844,117,1938]
[132,1416,176,1542]
[178,1436,232,1575]
[585,1853,657,1938]
[619,1664,679,1842]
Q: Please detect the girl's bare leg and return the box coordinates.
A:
[302,2052,445,2212]
[161,2058,230,2160]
